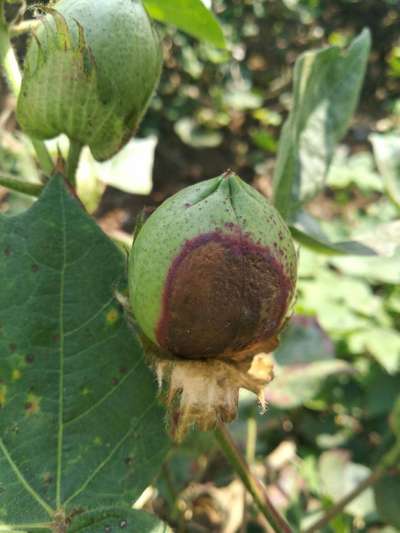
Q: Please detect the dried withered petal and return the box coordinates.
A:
[154,354,274,442]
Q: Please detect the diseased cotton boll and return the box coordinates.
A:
[129,171,298,440]
[17,0,162,162]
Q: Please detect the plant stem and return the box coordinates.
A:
[65,140,83,186]
[215,422,293,533]
[30,139,54,176]
[246,416,257,464]
[0,5,54,176]
[303,440,400,533]
[241,416,259,533]
[0,173,44,196]
[161,463,186,533]
[0,5,21,95]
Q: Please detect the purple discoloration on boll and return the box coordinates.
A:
[156,229,294,360]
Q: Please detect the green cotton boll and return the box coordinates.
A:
[129,171,298,361]
[17,0,163,162]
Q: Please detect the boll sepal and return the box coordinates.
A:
[17,0,162,162]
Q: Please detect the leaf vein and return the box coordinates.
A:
[64,353,143,426]
[0,439,53,517]
[64,399,157,506]
[64,294,116,337]
[56,186,67,508]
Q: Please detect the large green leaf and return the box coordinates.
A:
[143,0,226,48]
[69,507,171,532]
[273,29,371,220]
[0,176,169,529]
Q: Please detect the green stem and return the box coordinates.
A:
[0,6,54,176]
[66,140,83,186]
[0,5,21,95]
[241,416,259,533]
[161,463,185,532]
[246,416,257,465]
[303,440,400,533]
[30,139,54,177]
[0,173,44,196]
[215,422,293,533]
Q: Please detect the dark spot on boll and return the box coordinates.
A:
[224,222,236,230]
[157,231,292,359]
[43,472,53,484]
[31,264,39,273]
[112,378,119,386]
[119,367,128,375]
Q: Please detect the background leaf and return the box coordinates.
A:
[326,146,383,192]
[290,211,376,256]
[347,328,400,374]
[331,248,400,284]
[319,450,376,518]
[389,397,400,437]
[273,29,371,220]
[275,316,334,366]
[143,0,226,48]
[370,133,400,209]
[0,177,169,527]
[265,359,352,409]
[265,317,352,409]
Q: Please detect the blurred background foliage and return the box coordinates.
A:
[1,0,400,531]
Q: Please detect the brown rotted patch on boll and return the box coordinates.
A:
[156,230,292,360]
